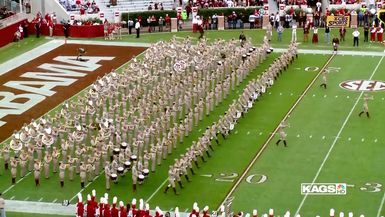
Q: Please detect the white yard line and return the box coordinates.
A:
[217,53,336,210]
[294,56,384,216]
[377,190,385,217]
[69,171,105,203]
[146,179,168,203]
[274,48,385,56]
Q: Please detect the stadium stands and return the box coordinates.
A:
[97,0,175,12]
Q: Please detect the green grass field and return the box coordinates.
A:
[1,28,385,217]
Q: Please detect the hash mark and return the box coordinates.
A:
[259,132,263,135]
[198,129,202,132]
[312,94,315,97]
[290,93,293,96]
[269,92,272,95]
[185,208,189,212]
[247,131,250,135]
[280,93,282,95]
[169,208,174,211]
[375,139,378,143]
[10,196,15,200]
[309,135,313,139]
[24,197,29,201]
[322,136,325,140]
[348,137,351,141]
[335,95,338,98]
[52,198,58,203]
[297,134,300,138]
[323,95,327,98]
[347,96,350,99]
[361,138,365,142]
[235,131,238,134]
[38,197,43,202]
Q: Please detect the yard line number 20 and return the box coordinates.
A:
[214,173,268,184]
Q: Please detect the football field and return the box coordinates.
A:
[0,30,385,217]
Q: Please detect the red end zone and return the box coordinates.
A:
[0,44,146,142]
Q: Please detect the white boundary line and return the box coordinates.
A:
[1,40,147,197]
[217,53,336,210]
[146,179,168,203]
[377,190,385,217]
[295,56,384,216]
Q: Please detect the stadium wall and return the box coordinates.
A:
[0,18,27,48]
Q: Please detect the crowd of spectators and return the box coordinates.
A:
[59,0,100,14]
[0,6,15,20]
[148,2,165,10]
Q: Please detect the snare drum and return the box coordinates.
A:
[117,167,124,174]
[138,174,145,183]
[124,161,131,169]
[120,142,128,149]
[110,173,118,181]
[143,169,149,177]
[113,148,120,155]
[130,155,137,161]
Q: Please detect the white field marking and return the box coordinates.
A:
[247,131,250,135]
[297,134,300,138]
[348,137,351,141]
[38,197,43,202]
[347,96,350,99]
[24,197,29,201]
[280,93,282,95]
[295,56,385,216]
[218,53,337,211]
[69,171,104,203]
[259,132,263,135]
[377,188,385,217]
[324,95,327,98]
[10,196,15,200]
[312,94,315,97]
[335,95,338,98]
[2,171,31,194]
[382,98,384,100]
[322,136,326,140]
[309,135,313,139]
[0,39,148,145]
[169,208,174,211]
[269,92,272,95]
[185,208,189,212]
[52,198,57,203]
[2,42,148,197]
[347,184,355,187]
[375,139,378,143]
[146,178,168,203]
[291,93,293,96]
[235,131,238,134]
[362,138,365,142]
[200,174,213,178]
[198,129,202,132]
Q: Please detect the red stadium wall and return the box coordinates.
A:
[28,24,104,38]
[0,19,27,48]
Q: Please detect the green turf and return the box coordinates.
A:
[230,55,385,216]
[94,28,385,52]
[0,37,48,64]
[1,28,385,216]
[5,212,70,217]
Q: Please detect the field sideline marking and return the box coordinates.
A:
[1,41,147,199]
[146,179,168,203]
[377,189,385,217]
[217,53,336,210]
[295,56,384,216]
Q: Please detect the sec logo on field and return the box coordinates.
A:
[339,80,385,91]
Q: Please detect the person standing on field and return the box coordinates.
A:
[0,193,5,217]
